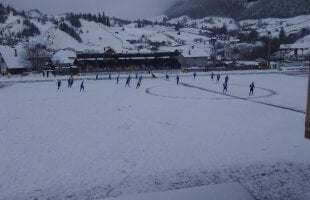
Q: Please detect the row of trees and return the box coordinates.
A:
[65,12,111,28]
[0,3,20,23]
[16,19,41,38]
[59,12,113,42]
[59,23,82,42]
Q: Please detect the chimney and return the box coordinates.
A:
[14,49,17,57]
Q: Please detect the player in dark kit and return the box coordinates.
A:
[216,74,220,82]
[57,80,61,90]
[211,72,214,80]
[80,81,85,91]
[116,74,120,84]
[193,72,197,79]
[249,82,255,96]
[176,75,180,85]
[166,73,169,80]
[225,75,229,83]
[223,82,228,94]
[125,75,131,87]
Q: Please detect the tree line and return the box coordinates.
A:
[65,12,111,28]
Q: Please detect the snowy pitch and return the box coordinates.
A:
[0,72,310,200]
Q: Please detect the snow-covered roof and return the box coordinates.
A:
[0,45,28,69]
[280,43,310,50]
[52,50,76,64]
[180,46,210,58]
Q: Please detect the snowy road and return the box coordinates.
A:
[0,72,310,200]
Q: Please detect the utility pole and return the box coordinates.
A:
[305,64,310,139]
[209,37,217,67]
[267,31,271,69]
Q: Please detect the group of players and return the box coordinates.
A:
[56,72,255,96]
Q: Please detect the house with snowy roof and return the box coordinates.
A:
[51,49,77,75]
[52,49,76,67]
[0,45,28,75]
[280,43,310,61]
[178,46,210,68]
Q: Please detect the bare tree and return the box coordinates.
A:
[22,42,51,71]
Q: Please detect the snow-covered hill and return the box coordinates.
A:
[0,7,310,67]
[166,0,310,20]
[240,15,310,37]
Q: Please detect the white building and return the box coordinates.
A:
[52,49,76,66]
[0,45,28,75]
[178,47,210,68]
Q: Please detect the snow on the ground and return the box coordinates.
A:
[0,72,310,200]
[240,15,310,37]
[180,73,307,111]
[146,15,168,23]
[167,16,238,31]
[105,182,255,200]
[0,13,25,37]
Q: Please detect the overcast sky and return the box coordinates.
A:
[1,0,179,19]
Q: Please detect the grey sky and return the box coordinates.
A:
[1,0,179,19]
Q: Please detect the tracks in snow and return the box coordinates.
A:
[145,79,305,114]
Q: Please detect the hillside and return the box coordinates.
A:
[167,0,245,19]
[166,0,310,20]
[240,0,310,19]
[0,3,310,68]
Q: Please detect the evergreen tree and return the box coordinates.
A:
[98,12,102,23]
[106,16,110,27]
[21,10,26,17]
[175,22,180,31]
[279,27,286,42]
[0,3,8,23]
[87,13,92,21]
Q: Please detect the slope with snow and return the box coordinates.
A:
[0,13,25,38]
[0,9,310,70]
[168,16,239,30]
[240,15,310,37]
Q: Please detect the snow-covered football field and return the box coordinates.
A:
[1,72,310,200]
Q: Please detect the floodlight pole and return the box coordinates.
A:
[305,64,310,139]
[267,31,271,69]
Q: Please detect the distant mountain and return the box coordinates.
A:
[166,0,310,20]
[167,0,246,19]
[240,0,310,19]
